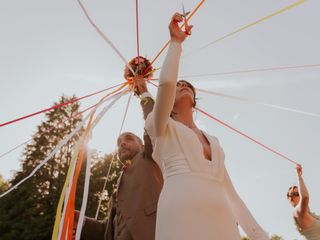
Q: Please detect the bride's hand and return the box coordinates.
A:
[169,12,193,43]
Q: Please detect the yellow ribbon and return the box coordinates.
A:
[51,141,82,240]
[203,0,307,48]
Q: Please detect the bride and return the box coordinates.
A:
[145,12,269,239]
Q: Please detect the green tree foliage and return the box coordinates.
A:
[84,151,122,220]
[270,235,285,240]
[0,95,122,239]
[241,234,285,240]
[0,95,83,240]
[0,174,8,193]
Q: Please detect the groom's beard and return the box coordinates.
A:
[119,149,139,162]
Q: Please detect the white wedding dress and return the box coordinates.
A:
[145,42,269,240]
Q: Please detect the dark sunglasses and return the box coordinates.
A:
[289,192,299,197]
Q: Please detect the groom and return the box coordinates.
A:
[76,76,163,240]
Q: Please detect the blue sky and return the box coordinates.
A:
[1,0,319,239]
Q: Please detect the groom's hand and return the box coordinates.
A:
[133,75,148,96]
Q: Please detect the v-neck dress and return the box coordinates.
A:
[145,41,269,240]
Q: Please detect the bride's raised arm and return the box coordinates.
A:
[152,42,181,137]
[148,13,192,137]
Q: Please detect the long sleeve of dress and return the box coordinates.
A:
[223,166,269,240]
[152,41,182,137]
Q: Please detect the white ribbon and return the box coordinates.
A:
[197,88,320,118]
[77,0,135,75]
[75,148,92,240]
[0,91,126,199]
[57,90,127,239]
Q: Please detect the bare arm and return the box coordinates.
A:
[296,164,310,217]
[223,166,269,239]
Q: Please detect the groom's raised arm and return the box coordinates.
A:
[133,75,154,159]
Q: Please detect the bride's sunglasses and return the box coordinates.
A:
[289,192,299,198]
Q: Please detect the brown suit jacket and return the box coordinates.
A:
[81,97,163,240]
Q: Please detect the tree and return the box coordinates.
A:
[270,235,284,240]
[83,151,122,220]
[0,95,83,240]
[0,95,123,239]
[241,234,284,240]
[0,174,8,193]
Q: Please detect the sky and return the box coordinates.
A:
[1,0,320,239]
